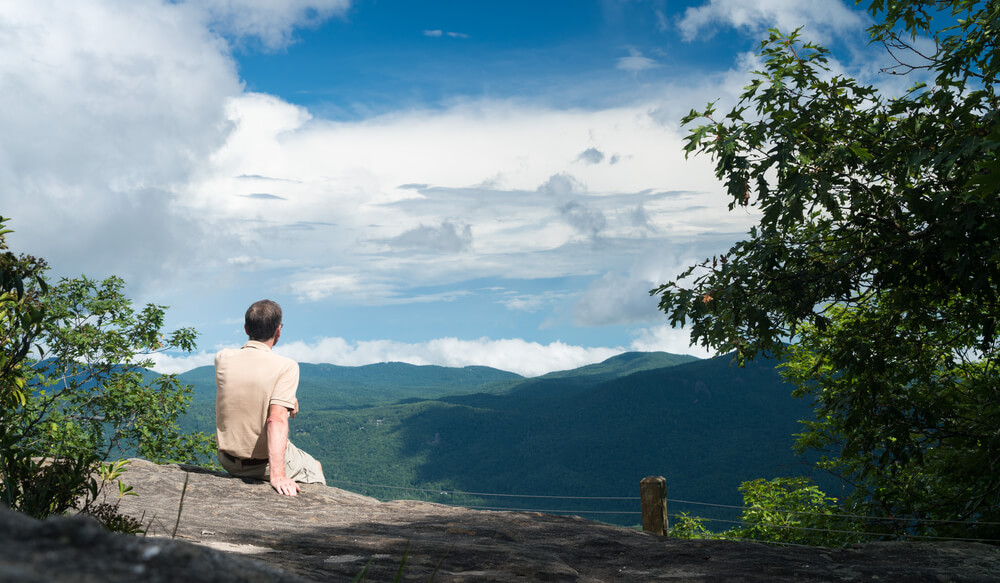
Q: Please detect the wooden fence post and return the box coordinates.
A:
[640,475,668,536]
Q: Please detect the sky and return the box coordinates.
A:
[1,0,902,377]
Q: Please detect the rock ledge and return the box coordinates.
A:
[3,459,998,582]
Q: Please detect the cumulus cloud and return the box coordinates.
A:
[280,336,624,377]
[560,201,607,239]
[0,0,242,293]
[677,0,867,43]
[573,247,714,327]
[149,329,715,377]
[630,204,652,229]
[383,221,473,253]
[630,323,715,358]
[573,268,660,327]
[537,173,584,197]
[576,147,605,165]
[616,48,661,73]
[150,335,623,377]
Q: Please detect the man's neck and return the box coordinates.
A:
[248,336,277,349]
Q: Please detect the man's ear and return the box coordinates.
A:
[272,324,281,345]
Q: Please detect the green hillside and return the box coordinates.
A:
[178,352,824,527]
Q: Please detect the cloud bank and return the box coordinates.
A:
[149,323,712,378]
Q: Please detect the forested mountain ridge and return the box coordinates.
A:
[178,351,822,526]
[181,360,524,409]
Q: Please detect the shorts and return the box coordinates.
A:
[218,441,326,484]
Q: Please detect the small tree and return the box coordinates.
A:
[0,220,215,522]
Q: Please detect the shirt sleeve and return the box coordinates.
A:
[269,359,299,410]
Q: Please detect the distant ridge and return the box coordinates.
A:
[180,359,524,409]
[536,351,699,381]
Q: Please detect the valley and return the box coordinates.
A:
[179,351,829,527]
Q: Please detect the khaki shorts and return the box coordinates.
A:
[219,441,326,484]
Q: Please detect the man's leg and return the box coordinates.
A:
[283,441,326,484]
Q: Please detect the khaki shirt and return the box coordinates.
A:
[215,340,298,460]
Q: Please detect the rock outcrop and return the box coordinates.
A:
[2,459,999,582]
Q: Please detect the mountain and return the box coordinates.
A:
[177,351,825,527]
[181,360,523,409]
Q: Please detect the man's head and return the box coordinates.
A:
[245,299,282,342]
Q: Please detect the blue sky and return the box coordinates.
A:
[1,0,897,376]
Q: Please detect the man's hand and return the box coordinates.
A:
[270,475,301,497]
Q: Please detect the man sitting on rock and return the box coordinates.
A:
[215,299,325,496]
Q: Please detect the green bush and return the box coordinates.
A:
[0,217,214,528]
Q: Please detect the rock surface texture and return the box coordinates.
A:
[3,459,999,582]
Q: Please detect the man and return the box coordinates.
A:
[215,299,325,496]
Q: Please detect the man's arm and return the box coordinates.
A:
[266,403,301,497]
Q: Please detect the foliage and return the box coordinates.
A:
[783,305,1000,539]
[0,223,215,526]
[85,459,145,534]
[0,218,47,408]
[669,512,716,540]
[652,0,1000,537]
[35,275,215,466]
[0,217,54,514]
[672,477,866,547]
[729,477,865,547]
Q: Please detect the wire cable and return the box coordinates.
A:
[326,478,1000,543]
[327,478,638,500]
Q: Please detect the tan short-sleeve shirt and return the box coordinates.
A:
[215,340,299,460]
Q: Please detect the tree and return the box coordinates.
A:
[0,221,215,522]
[653,1,999,538]
[0,217,50,512]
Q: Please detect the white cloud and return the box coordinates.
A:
[382,221,473,253]
[560,201,607,239]
[498,290,572,313]
[197,0,352,49]
[423,29,468,39]
[0,0,242,293]
[148,350,218,375]
[678,0,867,43]
[630,323,715,359]
[150,335,632,378]
[616,48,660,73]
[573,246,713,327]
[279,336,624,377]
[150,331,710,377]
[576,147,605,165]
[176,96,747,303]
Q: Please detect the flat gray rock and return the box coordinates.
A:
[5,459,999,582]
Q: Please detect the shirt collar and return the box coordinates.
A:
[242,340,272,352]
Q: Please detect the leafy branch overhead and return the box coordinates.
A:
[653,0,1000,539]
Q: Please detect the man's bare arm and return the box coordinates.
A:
[266,403,301,497]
